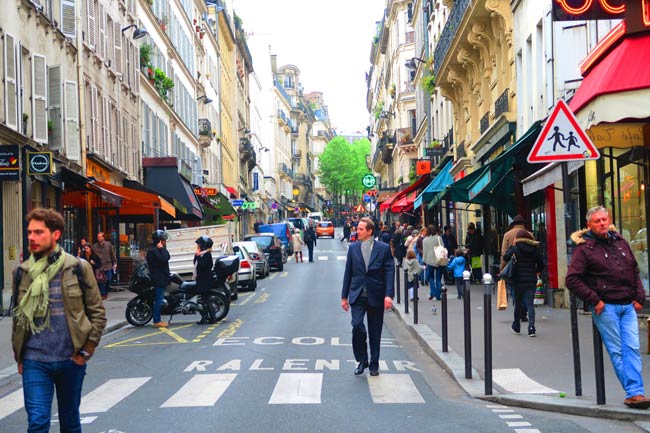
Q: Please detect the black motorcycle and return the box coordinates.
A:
[125,255,239,326]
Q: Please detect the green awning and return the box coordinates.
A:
[414,160,454,210]
[430,121,542,215]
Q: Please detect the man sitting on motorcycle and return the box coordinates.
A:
[194,236,216,324]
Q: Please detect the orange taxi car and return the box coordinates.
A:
[315,221,335,238]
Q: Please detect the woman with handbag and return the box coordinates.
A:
[503,229,545,337]
[81,245,106,299]
[423,226,447,301]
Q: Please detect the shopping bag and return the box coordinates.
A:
[497,279,507,310]
[471,256,481,269]
[534,276,545,305]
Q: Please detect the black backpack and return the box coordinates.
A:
[380,231,392,244]
[304,230,313,243]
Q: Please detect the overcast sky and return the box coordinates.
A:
[231,0,386,135]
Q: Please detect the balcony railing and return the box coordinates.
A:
[433,0,470,77]
[279,162,293,178]
[456,140,466,159]
[274,79,291,104]
[277,109,288,125]
[396,127,414,145]
[198,118,211,135]
[480,112,490,135]
[292,150,302,160]
[494,88,509,118]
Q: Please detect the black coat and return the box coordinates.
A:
[146,244,171,287]
[194,251,214,291]
[82,252,102,270]
[504,238,544,293]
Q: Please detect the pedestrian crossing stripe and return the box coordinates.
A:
[318,256,328,261]
[337,256,346,261]
[0,372,427,421]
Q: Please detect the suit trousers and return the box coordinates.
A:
[350,295,384,369]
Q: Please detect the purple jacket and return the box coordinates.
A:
[565,229,645,306]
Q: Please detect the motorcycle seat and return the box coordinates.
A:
[179,281,197,291]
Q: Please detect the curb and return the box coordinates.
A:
[390,302,650,423]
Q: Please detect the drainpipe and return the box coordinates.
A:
[423,2,432,225]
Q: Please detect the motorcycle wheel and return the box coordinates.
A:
[209,292,230,322]
[125,298,153,326]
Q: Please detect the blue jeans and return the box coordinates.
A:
[22,359,86,433]
[153,286,165,323]
[99,269,113,297]
[455,277,464,298]
[427,265,443,300]
[591,303,645,398]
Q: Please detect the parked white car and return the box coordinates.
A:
[233,241,270,278]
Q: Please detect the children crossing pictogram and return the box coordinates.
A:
[527,99,600,163]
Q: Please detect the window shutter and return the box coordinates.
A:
[103,96,109,157]
[133,41,139,94]
[113,21,122,74]
[48,65,63,151]
[3,34,18,130]
[61,0,76,38]
[64,81,80,161]
[86,0,96,49]
[32,53,48,143]
[90,85,98,152]
[98,5,105,59]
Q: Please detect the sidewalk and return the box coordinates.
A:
[391,280,650,424]
[0,287,131,385]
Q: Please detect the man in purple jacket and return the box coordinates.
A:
[566,206,649,409]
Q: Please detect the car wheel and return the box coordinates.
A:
[278,263,284,272]
[248,277,257,291]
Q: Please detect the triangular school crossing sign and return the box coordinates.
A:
[527,99,600,163]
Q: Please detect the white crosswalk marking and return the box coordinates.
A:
[514,429,540,433]
[493,368,558,394]
[269,373,322,404]
[161,374,237,407]
[499,414,524,419]
[0,389,24,421]
[367,374,424,404]
[318,256,328,261]
[80,377,151,414]
[507,422,532,427]
[337,256,346,261]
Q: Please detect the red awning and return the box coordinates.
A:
[570,31,650,115]
[391,191,417,213]
[225,186,238,198]
[379,175,429,213]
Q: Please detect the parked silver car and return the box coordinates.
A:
[232,244,258,291]
[233,241,269,278]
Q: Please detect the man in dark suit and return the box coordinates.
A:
[341,217,395,376]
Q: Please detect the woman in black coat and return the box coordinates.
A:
[503,229,545,337]
[194,235,215,324]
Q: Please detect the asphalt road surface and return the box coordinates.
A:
[0,236,646,433]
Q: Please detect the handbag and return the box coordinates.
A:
[94,268,107,283]
[497,279,508,310]
[433,236,449,266]
[471,256,481,269]
[500,254,517,281]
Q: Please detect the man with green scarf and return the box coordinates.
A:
[12,208,106,433]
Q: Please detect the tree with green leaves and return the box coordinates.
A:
[318,136,371,217]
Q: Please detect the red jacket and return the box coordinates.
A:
[565,229,645,306]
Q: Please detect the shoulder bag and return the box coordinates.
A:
[434,236,449,266]
[500,254,517,281]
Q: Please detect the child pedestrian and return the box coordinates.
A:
[447,249,467,299]
[349,226,358,242]
[404,249,424,301]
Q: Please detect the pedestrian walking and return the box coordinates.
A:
[566,206,650,409]
[75,237,88,258]
[304,225,317,262]
[80,244,104,288]
[292,229,305,263]
[415,227,428,285]
[194,235,216,325]
[342,217,351,242]
[500,215,531,319]
[92,231,117,298]
[503,230,544,337]
[341,217,394,376]
[447,249,467,298]
[349,226,358,242]
[391,226,406,267]
[146,230,171,328]
[465,223,484,284]
[404,249,423,301]
[422,225,444,301]
[12,208,106,433]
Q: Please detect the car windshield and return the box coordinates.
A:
[318,222,331,227]
[244,236,273,251]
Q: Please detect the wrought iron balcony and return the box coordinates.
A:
[433,0,470,78]
[239,137,254,160]
[480,112,490,135]
[198,118,212,148]
[396,127,414,145]
[494,88,509,118]
[246,149,256,171]
[279,162,293,178]
[292,150,302,160]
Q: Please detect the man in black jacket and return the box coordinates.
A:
[146,230,171,328]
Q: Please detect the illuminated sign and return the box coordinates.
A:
[552,0,650,34]
[27,152,53,175]
[194,187,217,196]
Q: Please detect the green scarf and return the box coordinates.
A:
[14,245,65,334]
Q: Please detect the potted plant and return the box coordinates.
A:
[420,74,436,95]
[47,120,53,133]
[139,44,152,67]
[397,176,403,184]
[390,83,396,98]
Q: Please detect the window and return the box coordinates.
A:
[4,33,18,130]
[48,66,63,151]
[64,81,80,161]
[31,53,48,143]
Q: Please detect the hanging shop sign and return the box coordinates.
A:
[552,0,650,34]
[0,145,20,181]
[194,187,218,196]
[231,199,258,210]
[27,152,53,176]
[86,159,110,182]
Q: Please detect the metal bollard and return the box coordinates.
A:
[463,270,472,379]
[404,268,409,315]
[483,273,493,395]
[569,291,582,397]
[413,279,419,324]
[395,264,401,305]
[593,320,606,405]
[441,283,448,353]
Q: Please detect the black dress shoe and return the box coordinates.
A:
[369,368,379,376]
[354,362,368,376]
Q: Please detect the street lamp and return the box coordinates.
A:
[197,95,213,104]
[405,57,426,70]
[121,24,148,40]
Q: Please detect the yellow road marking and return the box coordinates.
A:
[235,292,256,306]
[104,324,194,348]
[159,327,189,343]
[254,293,269,304]
[268,272,278,280]
[192,322,222,343]
[281,271,288,277]
[217,319,244,338]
